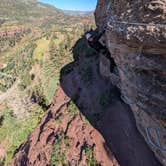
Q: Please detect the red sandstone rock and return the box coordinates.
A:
[9,86,119,166]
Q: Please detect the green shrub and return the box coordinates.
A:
[0,159,4,166]
[85,145,98,166]
[50,134,68,166]
[0,107,44,164]
[56,114,63,124]
[2,42,36,91]
[32,85,49,110]
[19,72,32,89]
[67,101,80,119]
[41,60,59,104]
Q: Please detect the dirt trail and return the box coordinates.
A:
[60,41,162,166]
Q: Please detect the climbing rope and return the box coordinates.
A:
[106,1,112,21]
[107,20,166,28]
[146,127,166,151]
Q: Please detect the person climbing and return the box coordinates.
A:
[85,29,106,52]
[85,29,116,72]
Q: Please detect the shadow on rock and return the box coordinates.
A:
[60,36,162,166]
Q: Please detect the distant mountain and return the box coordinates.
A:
[0,0,64,25]
[62,10,94,16]
[0,0,95,28]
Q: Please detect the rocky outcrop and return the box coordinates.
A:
[95,0,166,165]
[9,86,118,166]
[95,0,109,30]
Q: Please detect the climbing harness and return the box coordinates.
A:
[146,127,166,151]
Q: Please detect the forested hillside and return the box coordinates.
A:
[0,0,95,164]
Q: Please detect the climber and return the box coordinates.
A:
[85,29,106,52]
[85,29,116,72]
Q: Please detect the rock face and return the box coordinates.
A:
[9,86,118,166]
[95,0,166,165]
[95,0,110,30]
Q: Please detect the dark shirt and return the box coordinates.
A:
[88,40,105,52]
[88,30,106,52]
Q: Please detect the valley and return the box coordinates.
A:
[0,0,165,166]
[0,0,95,164]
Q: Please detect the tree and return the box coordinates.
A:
[49,40,58,59]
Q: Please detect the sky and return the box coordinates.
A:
[39,0,97,11]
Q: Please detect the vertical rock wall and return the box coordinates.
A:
[95,0,166,165]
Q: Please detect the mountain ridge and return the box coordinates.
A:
[62,10,94,16]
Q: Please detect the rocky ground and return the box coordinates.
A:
[95,0,166,165]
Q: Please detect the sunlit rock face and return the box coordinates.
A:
[95,0,166,165]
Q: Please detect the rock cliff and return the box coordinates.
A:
[7,1,166,165]
[95,0,166,165]
[9,86,118,166]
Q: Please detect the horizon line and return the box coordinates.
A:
[38,0,96,12]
